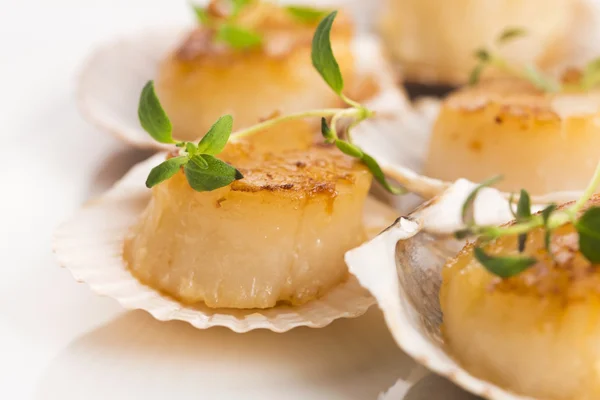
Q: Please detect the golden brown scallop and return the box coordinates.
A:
[124,141,372,309]
[441,195,600,400]
[424,77,600,195]
[155,1,355,141]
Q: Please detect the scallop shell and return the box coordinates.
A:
[345,180,580,400]
[78,28,408,150]
[53,153,399,333]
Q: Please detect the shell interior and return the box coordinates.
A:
[345,180,578,400]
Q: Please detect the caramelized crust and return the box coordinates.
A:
[450,194,600,301]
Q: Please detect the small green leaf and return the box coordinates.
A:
[192,4,209,25]
[541,203,557,253]
[231,0,251,16]
[185,142,198,155]
[286,5,328,23]
[335,140,363,158]
[496,27,527,44]
[461,175,503,226]
[474,247,537,278]
[454,229,474,240]
[146,156,188,188]
[216,24,262,50]
[516,189,532,220]
[320,117,336,143]
[523,64,560,93]
[197,115,233,155]
[184,154,243,192]
[516,189,532,252]
[575,207,600,263]
[474,48,490,62]
[361,153,406,195]
[189,154,209,169]
[468,63,485,86]
[581,57,600,89]
[138,81,175,144]
[311,11,344,94]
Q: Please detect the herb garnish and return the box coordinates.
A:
[139,11,404,195]
[469,27,561,91]
[470,27,600,92]
[191,0,262,50]
[457,161,600,277]
[192,1,332,50]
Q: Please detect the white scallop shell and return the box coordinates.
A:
[53,153,399,333]
[77,28,408,150]
[345,180,580,400]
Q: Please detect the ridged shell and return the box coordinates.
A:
[53,153,399,332]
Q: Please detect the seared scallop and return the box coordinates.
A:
[378,0,574,85]
[124,142,372,309]
[155,2,355,141]
[441,195,600,400]
[425,77,600,195]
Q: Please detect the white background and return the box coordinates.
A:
[0,0,478,398]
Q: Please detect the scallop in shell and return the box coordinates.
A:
[78,26,408,149]
[345,180,579,399]
[353,83,600,206]
[53,153,399,332]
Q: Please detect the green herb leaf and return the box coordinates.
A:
[474,247,537,278]
[320,117,336,143]
[192,4,210,25]
[361,152,406,195]
[185,142,198,155]
[146,156,188,188]
[138,81,175,144]
[461,175,503,226]
[516,189,532,252]
[216,24,262,50]
[575,207,600,263]
[286,5,328,24]
[474,49,490,62]
[197,115,233,155]
[455,229,474,240]
[469,63,485,86]
[335,140,363,158]
[541,203,557,253]
[231,0,251,16]
[496,27,527,44]
[516,189,532,220]
[523,64,560,93]
[311,11,344,94]
[581,57,600,89]
[184,154,243,191]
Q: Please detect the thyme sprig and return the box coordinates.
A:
[457,161,600,277]
[469,27,560,92]
[139,11,405,195]
[192,0,332,50]
[468,27,600,93]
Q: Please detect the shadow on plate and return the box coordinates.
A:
[35,308,419,400]
[87,147,155,199]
